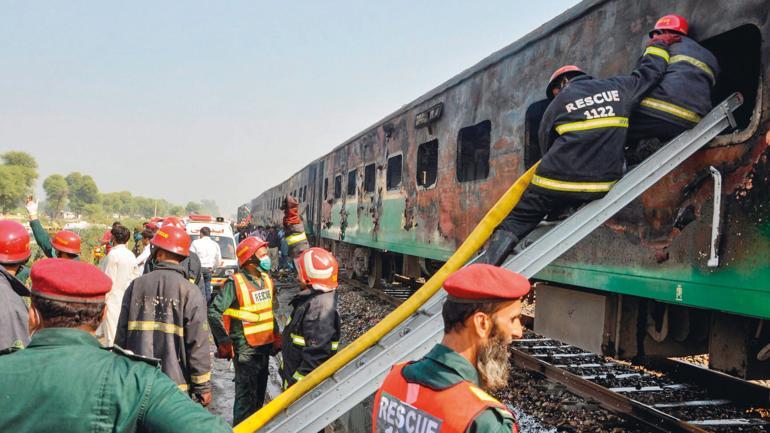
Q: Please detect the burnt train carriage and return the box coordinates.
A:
[244,0,769,378]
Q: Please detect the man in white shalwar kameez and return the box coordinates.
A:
[97,224,139,346]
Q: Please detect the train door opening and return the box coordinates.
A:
[701,24,761,134]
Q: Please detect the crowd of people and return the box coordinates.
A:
[0,14,717,433]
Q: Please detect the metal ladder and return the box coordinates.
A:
[256,93,742,433]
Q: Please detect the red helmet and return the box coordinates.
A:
[0,220,31,264]
[51,230,81,255]
[162,217,185,229]
[650,14,688,37]
[546,65,585,99]
[151,225,191,257]
[295,247,338,291]
[236,236,269,267]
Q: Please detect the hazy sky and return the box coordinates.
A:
[1,1,580,217]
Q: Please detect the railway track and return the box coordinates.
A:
[340,277,770,432]
[512,334,769,432]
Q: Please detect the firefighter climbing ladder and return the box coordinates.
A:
[245,93,742,433]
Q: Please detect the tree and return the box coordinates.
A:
[200,199,221,216]
[0,151,38,212]
[65,172,99,214]
[43,174,69,218]
[169,205,184,216]
[185,201,202,214]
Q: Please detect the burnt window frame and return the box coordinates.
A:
[363,163,376,194]
[347,168,358,196]
[323,178,329,199]
[416,139,439,189]
[456,120,491,183]
[334,174,342,199]
[524,99,551,170]
[386,153,403,191]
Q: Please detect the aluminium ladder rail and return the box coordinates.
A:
[256,93,742,433]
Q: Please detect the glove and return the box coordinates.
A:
[216,342,234,360]
[271,334,282,356]
[193,391,212,407]
[648,32,681,46]
[25,198,38,219]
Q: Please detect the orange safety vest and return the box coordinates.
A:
[372,363,517,433]
[222,272,276,347]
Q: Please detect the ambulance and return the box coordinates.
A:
[184,214,238,291]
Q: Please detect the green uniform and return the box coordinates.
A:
[29,219,55,258]
[402,344,515,433]
[0,328,230,433]
[15,264,30,288]
[208,272,272,425]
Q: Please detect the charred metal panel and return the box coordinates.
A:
[244,0,770,318]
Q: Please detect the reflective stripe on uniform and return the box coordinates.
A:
[191,372,211,384]
[127,320,184,337]
[178,383,189,391]
[243,321,274,335]
[670,54,716,84]
[331,341,339,351]
[222,308,274,324]
[640,97,702,123]
[291,334,306,346]
[644,46,670,62]
[285,232,307,246]
[555,116,629,135]
[292,371,305,381]
[532,174,616,193]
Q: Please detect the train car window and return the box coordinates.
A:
[701,24,760,132]
[347,169,357,196]
[457,120,491,182]
[364,163,376,193]
[417,139,439,188]
[387,154,402,190]
[323,178,329,199]
[524,99,550,169]
[303,185,307,201]
[334,175,342,198]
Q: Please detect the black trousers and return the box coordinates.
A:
[628,112,691,144]
[497,188,596,240]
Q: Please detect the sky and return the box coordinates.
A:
[0,1,580,218]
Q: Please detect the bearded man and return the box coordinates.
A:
[372,264,529,433]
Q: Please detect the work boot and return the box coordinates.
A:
[481,230,519,266]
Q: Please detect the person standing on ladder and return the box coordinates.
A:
[208,236,280,424]
[372,264,530,433]
[483,34,679,265]
[627,14,720,162]
[280,195,310,259]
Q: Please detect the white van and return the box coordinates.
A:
[184,215,238,290]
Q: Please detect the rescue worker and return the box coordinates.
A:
[208,236,280,424]
[482,33,679,265]
[143,217,206,294]
[372,264,530,433]
[115,225,213,406]
[0,258,231,432]
[280,247,340,388]
[280,195,310,258]
[25,198,81,259]
[628,14,720,158]
[0,220,32,353]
